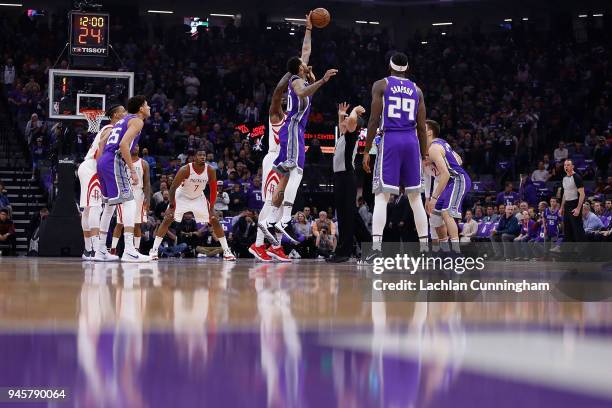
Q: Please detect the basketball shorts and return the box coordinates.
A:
[117,190,146,224]
[97,152,134,205]
[434,173,472,219]
[78,159,103,208]
[174,192,210,224]
[373,130,422,195]
[262,150,280,201]
[273,124,305,175]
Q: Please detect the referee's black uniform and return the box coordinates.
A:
[330,123,371,261]
[561,171,585,242]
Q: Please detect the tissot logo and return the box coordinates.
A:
[71,47,107,54]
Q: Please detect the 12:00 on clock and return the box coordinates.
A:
[69,11,109,56]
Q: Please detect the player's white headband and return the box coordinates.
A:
[389,59,408,72]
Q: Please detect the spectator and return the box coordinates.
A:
[473,206,484,222]
[553,141,568,162]
[312,211,337,251]
[141,148,157,180]
[24,113,45,145]
[244,101,259,124]
[155,190,170,219]
[246,177,264,211]
[0,182,10,213]
[357,197,372,233]
[183,71,200,98]
[228,183,246,215]
[604,200,612,217]
[490,205,521,260]
[531,161,550,182]
[496,182,519,206]
[151,181,168,208]
[0,209,16,255]
[460,210,478,243]
[231,210,257,258]
[315,226,335,259]
[582,203,604,238]
[514,210,537,260]
[593,137,610,178]
[519,175,538,208]
[482,205,499,223]
[30,137,46,180]
[592,201,604,216]
[214,182,230,215]
[175,212,205,257]
[293,211,314,258]
[2,58,16,90]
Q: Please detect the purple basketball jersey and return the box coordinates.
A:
[431,139,467,177]
[282,75,311,133]
[544,208,561,236]
[103,114,142,155]
[381,76,419,131]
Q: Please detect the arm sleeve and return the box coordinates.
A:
[573,174,584,189]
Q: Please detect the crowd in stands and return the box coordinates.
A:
[0,10,610,257]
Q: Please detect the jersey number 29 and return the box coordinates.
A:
[387,97,416,120]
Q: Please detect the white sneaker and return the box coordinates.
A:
[223,248,236,261]
[121,249,151,263]
[93,249,119,262]
[149,248,159,260]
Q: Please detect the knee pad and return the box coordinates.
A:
[88,206,102,230]
[81,207,90,231]
[284,168,303,205]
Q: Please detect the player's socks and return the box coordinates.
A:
[440,239,450,252]
[218,236,230,252]
[432,241,440,252]
[134,236,141,250]
[111,237,120,251]
[151,236,163,253]
[451,238,461,253]
[84,236,92,253]
[280,205,292,225]
[419,236,429,252]
[372,235,383,251]
[123,232,135,251]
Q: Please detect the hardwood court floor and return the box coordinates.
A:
[0,257,611,407]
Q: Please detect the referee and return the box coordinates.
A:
[327,103,370,263]
[560,159,586,243]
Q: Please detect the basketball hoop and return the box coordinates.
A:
[81,109,106,134]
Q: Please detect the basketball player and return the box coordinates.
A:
[249,71,292,262]
[362,52,429,260]
[109,144,151,255]
[423,155,447,252]
[78,104,126,260]
[148,148,236,261]
[260,41,338,245]
[95,95,151,262]
[425,120,472,253]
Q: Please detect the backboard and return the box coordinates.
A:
[48,69,134,120]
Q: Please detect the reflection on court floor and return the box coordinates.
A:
[0,258,611,407]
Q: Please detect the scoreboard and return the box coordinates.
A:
[69,11,109,57]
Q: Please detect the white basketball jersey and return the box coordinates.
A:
[133,158,144,192]
[85,124,113,161]
[268,116,285,153]
[177,163,209,199]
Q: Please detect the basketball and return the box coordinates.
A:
[311,8,330,28]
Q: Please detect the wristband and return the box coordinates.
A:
[306,28,312,31]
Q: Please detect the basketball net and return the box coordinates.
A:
[81,109,106,134]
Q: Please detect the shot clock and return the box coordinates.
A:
[69,11,109,57]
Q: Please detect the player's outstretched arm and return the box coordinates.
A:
[293,69,337,98]
[301,11,313,65]
[269,72,292,121]
[362,80,385,173]
[416,87,427,159]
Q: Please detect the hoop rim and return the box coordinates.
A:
[80,109,107,133]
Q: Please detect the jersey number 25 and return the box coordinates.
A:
[387,97,416,120]
[107,127,122,145]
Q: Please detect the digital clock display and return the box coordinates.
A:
[69,12,109,56]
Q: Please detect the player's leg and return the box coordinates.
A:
[94,156,120,261]
[81,207,93,260]
[444,174,470,253]
[110,205,124,255]
[134,224,142,251]
[273,168,301,246]
[368,134,397,257]
[401,135,428,251]
[149,211,175,259]
[208,208,235,261]
[88,204,102,256]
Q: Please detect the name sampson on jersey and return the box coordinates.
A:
[373,279,550,293]
[390,85,415,95]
